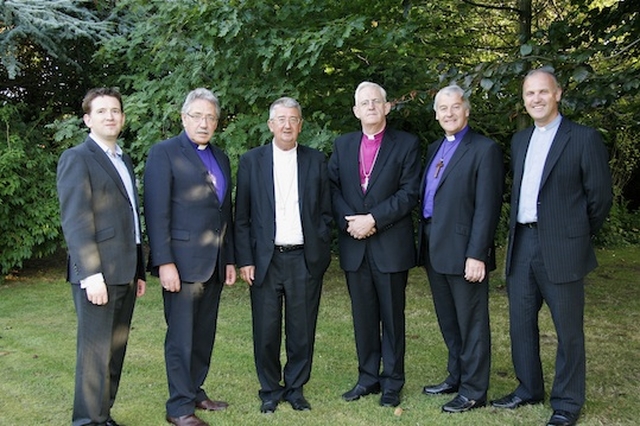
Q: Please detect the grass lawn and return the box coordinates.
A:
[1,246,639,425]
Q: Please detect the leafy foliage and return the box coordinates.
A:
[1,0,639,274]
[0,104,64,275]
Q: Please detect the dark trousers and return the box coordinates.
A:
[250,249,322,402]
[163,274,223,417]
[507,225,585,414]
[72,281,137,426]
[422,225,490,400]
[345,248,407,393]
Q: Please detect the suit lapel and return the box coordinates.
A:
[259,145,276,213]
[210,145,231,205]
[366,130,393,192]
[512,127,535,202]
[346,133,364,197]
[421,139,444,198]
[179,133,218,200]
[297,146,309,214]
[122,153,140,210]
[438,133,471,189]
[86,138,131,202]
[540,119,570,189]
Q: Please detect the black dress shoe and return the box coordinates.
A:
[442,394,486,413]
[288,396,311,411]
[106,420,123,426]
[166,414,209,426]
[547,410,579,426]
[491,392,543,409]
[195,398,229,411]
[260,399,278,414]
[422,381,459,395]
[379,391,401,407]
[342,383,381,401]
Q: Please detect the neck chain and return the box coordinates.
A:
[360,143,381,191]
[274,152,297,217]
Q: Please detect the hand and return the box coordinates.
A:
[239,265,255,286]
[136,279,146,297]
[85,279,108,305]
[159,263,181,292]
[225,264,237,286]
[345,214,377,239]
[464,258,486,283]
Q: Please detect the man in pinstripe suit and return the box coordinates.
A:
[491,68,612,426]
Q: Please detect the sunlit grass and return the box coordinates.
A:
[1,247,639,425]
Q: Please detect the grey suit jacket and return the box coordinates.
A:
[57,136,143,285]
[506,118,613,283]
[234,143,332,286]
[144,131,234,283]
[328,127,421,273]
[418,129,504,274]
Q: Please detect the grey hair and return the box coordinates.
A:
[354,81,387,104]
[524,66,561,90]
[181,88,221,119]
[269,97,302,119]
[433,84,471,112]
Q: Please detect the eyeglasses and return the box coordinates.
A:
[271,116,302,126]
[185,112,218,124]
[358,98,384,108]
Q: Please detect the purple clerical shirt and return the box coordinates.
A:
[191,141,226,202]
[422,126,469,219]
[359,129,385,192]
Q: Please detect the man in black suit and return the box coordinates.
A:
[144,88,236,426]
[418,85,503,413]
[57,87,146,426]
[491,68,612,426]
[235,97,332,414]
[328,81,421,408]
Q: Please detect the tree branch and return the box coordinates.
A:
[460,0,520,14]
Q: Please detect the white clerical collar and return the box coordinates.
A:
[535,114,563,132]
[445,134,455,142]
[272,140,298,155]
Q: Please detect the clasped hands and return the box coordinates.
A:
[345,214,377,240]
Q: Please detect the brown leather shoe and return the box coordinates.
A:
[165,414,209,426]
[195,398,229,411]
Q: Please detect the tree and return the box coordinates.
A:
[0,0,118,275]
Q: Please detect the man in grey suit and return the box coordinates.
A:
[235,97,332,414]
[328,82,421,408]
[144,88,236,426]
[491,68,612,426]
[57,87,146,426]
[419,85,503,413]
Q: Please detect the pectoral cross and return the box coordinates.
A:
[361,176,369,192]
[434,159,444,178]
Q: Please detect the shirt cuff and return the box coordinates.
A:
[80,273,105,289]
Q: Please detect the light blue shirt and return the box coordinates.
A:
[517,114,563,223]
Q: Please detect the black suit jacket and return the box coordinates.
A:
[418,129,504,274]
[506,118,612,283]
[328,128,421,273]
[234,143,332,286]
[144,131,234,283]
[57,136,144,284]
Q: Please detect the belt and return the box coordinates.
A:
[422,217,432,224]
[518,222,537,228]
[274,244,304,253]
